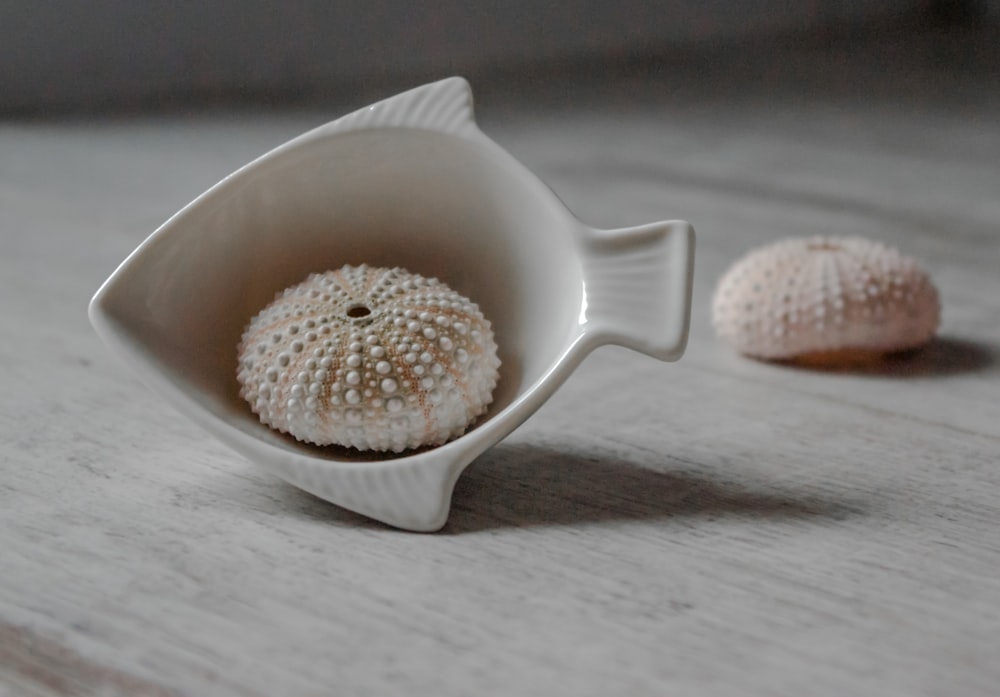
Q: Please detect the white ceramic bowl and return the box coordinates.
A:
[90,77,695,531]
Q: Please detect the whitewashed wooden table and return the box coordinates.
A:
[3,28,999,697]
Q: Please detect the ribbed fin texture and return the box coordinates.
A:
[581,221,695,361]
[314,77,478,140]
[265,451,459,532]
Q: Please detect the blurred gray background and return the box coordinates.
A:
[3,0,998,113]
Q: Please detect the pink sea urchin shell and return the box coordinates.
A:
[712,236,940,361]
[237,265,501,452]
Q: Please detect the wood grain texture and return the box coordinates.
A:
[2,27,999,697]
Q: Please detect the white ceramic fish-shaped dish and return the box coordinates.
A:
[89,77,695,531]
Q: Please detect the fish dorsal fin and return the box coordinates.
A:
[315,77,478,140]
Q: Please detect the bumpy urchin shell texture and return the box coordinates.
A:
[712,236,940,360]
[237,265,501,452]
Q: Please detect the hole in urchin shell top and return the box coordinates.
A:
[346,304,372,319]
[807,241,842,252]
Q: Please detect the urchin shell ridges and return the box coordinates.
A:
[237,265,501,452]
[712,236,940,360]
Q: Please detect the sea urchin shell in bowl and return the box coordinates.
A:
[237,265,501,452]
[712,236,939,362]
[89,77,696,531]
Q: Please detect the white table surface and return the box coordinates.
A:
[3,27,999,697]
